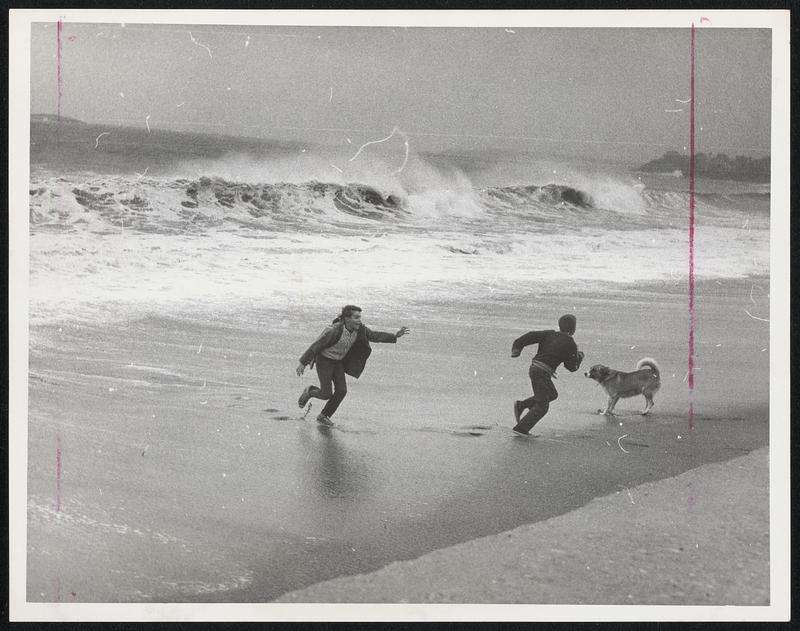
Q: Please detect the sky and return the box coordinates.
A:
[29,20,772,162]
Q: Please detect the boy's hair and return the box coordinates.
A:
[558,314,577,334]
[333,304,362,323]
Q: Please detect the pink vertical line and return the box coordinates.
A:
[56,18,63,119]
[55,19,65,502]
[55,19,66,520]
[56,16,64,224]
[56,433,62,512]
[688,23,696,432]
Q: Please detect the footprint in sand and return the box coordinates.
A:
[415,424,491,437]
[621,439,650,448]
[261,408,297,421]
[451,424,493,437]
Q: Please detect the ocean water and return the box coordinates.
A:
[27,123,770,324]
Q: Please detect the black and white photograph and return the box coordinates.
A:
[8,9,791,622]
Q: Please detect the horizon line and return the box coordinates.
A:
[29,113,772,156]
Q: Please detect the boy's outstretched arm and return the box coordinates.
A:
[511,330,545,357]
[365,326,411,343]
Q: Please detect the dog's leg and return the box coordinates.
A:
[599,395,619,416]
[642,395,654,415]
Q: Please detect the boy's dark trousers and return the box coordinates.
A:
[514,364,558,433]
[309,354,348,417]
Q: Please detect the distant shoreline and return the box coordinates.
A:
[30,113,86,124]
[635,150,770,183]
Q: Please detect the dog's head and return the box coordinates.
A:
[584,364,612,382]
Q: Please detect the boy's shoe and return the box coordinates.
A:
[512,424,530,436]
[316,413,334,426]
[513,400,524,424]
[298,386,312,408]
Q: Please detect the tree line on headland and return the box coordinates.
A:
[636,150,770,182]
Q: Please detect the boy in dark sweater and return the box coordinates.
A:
[511,314,585,435]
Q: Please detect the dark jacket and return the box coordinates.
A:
[511,330,583,373]
[299,322,397,378]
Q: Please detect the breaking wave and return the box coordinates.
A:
[26,166,771,323]
[29,172,769,236]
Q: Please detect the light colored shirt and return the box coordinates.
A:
[320,325,359,360]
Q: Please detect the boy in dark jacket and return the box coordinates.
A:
[511,314,585,435]
[296,305,410,425]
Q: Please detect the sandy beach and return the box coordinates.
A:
[276,447,770,605]
[26,279,770,603]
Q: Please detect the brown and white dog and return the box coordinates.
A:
[584,358,661,416]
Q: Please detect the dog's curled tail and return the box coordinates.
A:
[636,357,661,378]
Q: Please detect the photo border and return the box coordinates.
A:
[8,8,791,622]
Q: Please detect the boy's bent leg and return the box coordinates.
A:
[513,400,525,424]
[515,390,541,426]
[298,385,313,407]
[321,361,347,418]
[314,356,337,399]
[513,399,549,434]
[514,369,558,433]
[299,383,327,406]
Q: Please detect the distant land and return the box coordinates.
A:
[29,114,460,176]
[636,150,770,182]
[31,113,87,124]
[29,114,308,176]
[28,115,591,178]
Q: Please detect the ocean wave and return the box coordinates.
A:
[29,176,419,233]
[30,172,766,237]
[27,170,770,325]
[482,183,593,208]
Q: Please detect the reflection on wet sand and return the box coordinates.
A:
[310,426,370,501]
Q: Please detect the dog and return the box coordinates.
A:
[584,358,661,416]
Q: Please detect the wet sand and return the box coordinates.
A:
[276,447,770,605]
[26,279,770,603]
